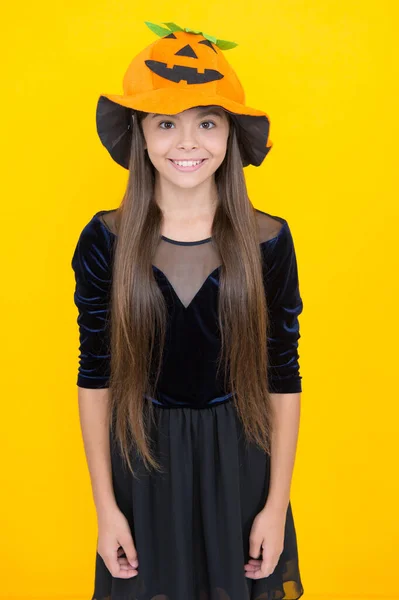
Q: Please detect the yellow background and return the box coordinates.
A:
[1,1,397,599]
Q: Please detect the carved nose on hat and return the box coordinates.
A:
[175,45,198,59]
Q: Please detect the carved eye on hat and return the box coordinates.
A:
[145,32,224,85]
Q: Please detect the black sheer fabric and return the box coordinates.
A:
[71,207,304,600]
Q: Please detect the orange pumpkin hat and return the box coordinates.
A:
[96,21,273,169]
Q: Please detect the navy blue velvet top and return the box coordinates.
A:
[71,208,303,406]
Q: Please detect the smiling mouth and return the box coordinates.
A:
[168,159,207,163]
[168,158,208,171]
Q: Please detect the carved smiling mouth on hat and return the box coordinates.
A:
[145,60,224,84]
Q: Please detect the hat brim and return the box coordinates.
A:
[96,91,273,169]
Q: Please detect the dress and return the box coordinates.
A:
[71,207,304,600]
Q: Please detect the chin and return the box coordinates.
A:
[171,179,208,189]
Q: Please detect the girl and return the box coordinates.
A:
[71,21,304,600]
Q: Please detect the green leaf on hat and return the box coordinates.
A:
[162,22,184,32]
[144,21,172,37]
[182,27,237,48]
[181,27,216,44]
[183,27,201,35]
[214,39,238,50]
[144,20,238,50]
[199,32,219,44]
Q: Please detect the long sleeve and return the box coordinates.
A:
[71,217,113,388]
[262,221,304,393]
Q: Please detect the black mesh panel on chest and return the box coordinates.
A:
[153,237,221,309]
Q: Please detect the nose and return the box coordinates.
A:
[177,140,199,150]
[176,124,200,150]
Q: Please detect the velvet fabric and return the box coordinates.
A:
[71,210,303,404]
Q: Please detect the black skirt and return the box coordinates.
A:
[92,397,304,600]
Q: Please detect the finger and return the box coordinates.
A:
[113,557,138,578]
[106,549,138,579]
[115,567,139,578]
[244,560,261,570]
[248,540,262,561]
[244,567,257,575]
[260,552,270,579]
[244,568,261,579]
[251,562,271,579]
[244,561,270,579]
[117,556,139,570]
[119,535,139,569]
[248,567,266,580]
[247,559,262,565]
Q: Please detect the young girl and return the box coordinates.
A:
[72,22,304,600]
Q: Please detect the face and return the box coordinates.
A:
[140,106,230,189]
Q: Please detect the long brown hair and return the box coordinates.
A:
[106,108,274,478]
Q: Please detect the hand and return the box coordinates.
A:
[97,505,139,579]
[244,503,286,579]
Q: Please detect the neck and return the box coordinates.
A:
[154,175,219,219]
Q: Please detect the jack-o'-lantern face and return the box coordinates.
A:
[145,31,224,85]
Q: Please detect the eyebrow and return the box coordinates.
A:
[151,109,224,119]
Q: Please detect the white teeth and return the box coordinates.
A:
[172,160,203,167]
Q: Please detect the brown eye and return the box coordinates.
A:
[159,121,174,129]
